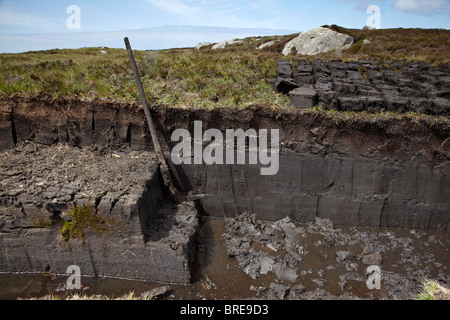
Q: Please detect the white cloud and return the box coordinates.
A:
[329,0,391,11]
[393,0,450,14]
[0,0,61,32]
[0,10,59,30]
[331,0,450,14]
[145,0,203,16]
[143,0,284,28]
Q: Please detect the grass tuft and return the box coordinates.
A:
[414,279,450,300]
[60,201,121,243]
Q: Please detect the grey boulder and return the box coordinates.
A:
[282,27,354,56]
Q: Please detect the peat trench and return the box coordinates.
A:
[0,91,449,299]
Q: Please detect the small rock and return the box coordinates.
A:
[315,217,334,230]
[277,61,293,78]
[362,252,383,265]
[257,41,276,50]
[274,216,297,239]
[258,255,275,274]
[141,286,171,300]
[269,282,290,299]
[250,285,267,296]
[275,267,300,283]
[289,86,318,108]
[363,25,376,30]
[312,278,325,286]
[267,242,280,252]
[273,261,300,283]
[324,234,337,246]
[271,77,299,95]
[294,73,315,85]
[295,226,306,237]
[336,251,357,264]
[314,81,333,91]
[288,284,306,298]
[243,260,261,279]
[297,64,313,74]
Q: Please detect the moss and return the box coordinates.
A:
[31,216,53,228]
[414,279,450,300]
[347,42,363,54]
[59,202,119,243]
[358,66,368,79]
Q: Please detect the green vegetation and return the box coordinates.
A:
[139,47,292,109]
[0,47,143,100]
[321,25,450,64]
[0,42,292,109]
[0,26,448,111]
[38,291,156,300]
[60,202,120,243]
[414,279,450,300]
[31,216,53,228]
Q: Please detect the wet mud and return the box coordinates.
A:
[1,215,448,300]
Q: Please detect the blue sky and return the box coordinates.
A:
[0,0,449,52]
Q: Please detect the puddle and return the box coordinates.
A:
[0,216,448,300]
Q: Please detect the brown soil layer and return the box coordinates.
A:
[1,95,449,230]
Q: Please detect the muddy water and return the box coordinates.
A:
[192,217,449,300]
[0,216,448,300]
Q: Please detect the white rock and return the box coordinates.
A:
[258,256,275,274]
[267,242,278,252]
[363,25,376,30]
[195,42,212,50]
[282,27,353,56]
[257,40,276,50]
[212,38,243,50]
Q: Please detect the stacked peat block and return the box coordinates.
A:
[272,60,450,115]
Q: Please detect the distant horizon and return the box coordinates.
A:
[5,23,450,37]
[2,23,450,54]
[0,25,299,53]
[1,0,449,54]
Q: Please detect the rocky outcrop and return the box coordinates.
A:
[195,42,212,50]
[272,59,450,115]
[257,40,276,50]
[212,39,243,49]
[282,27,353,56]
